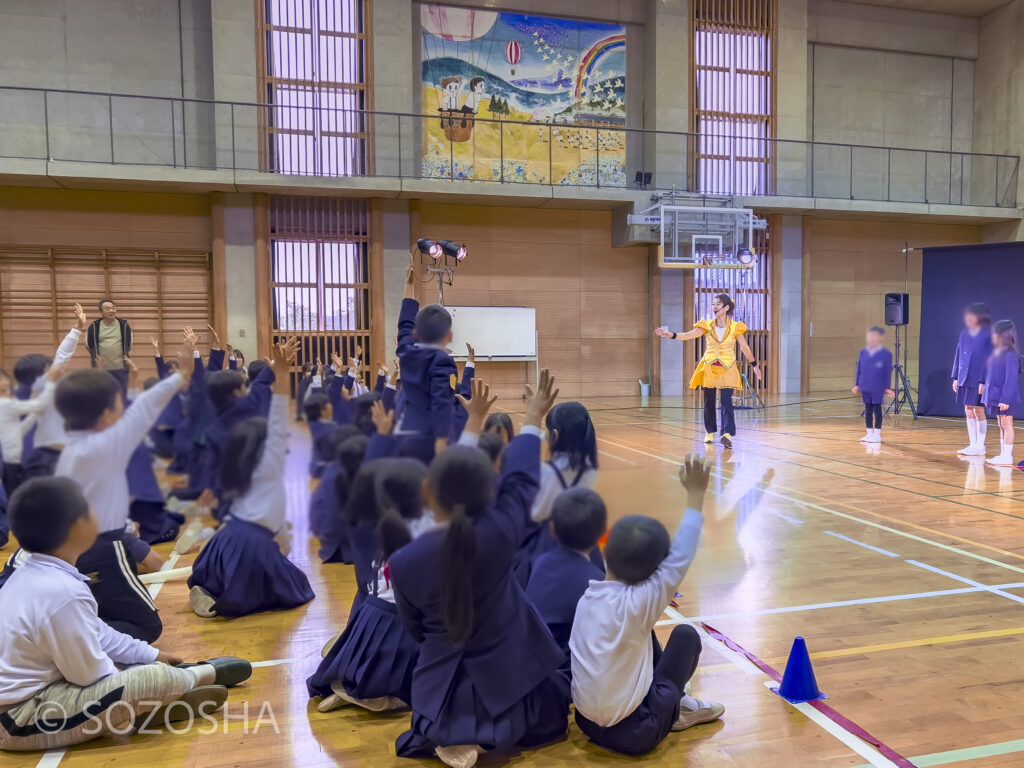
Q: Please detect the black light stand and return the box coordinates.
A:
[884,241,918,419]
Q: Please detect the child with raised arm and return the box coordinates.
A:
[393,255,458,463]
[187,338,315,619]
[571,455,723,756]
[0,364,63,499]
[852,326,895,444]
[390,372,569,768]
[22,304,90,479]
[0,477,251,751]
[50,344,192,642]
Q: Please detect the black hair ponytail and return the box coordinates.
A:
[375,458,427,560]
[441,503,476,645]
[715,293,736,315]
[429,446,496,646]
[219,417,268,498]
[545,402,598,473]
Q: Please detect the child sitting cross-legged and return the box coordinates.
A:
[0,477,251,751]
[570,454,723,756]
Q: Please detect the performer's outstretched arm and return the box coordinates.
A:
[736,335,763,381]
[654,326,704,342]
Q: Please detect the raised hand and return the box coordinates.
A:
[206,323,221,349]
[174,343,195,385]
[149,335,160,354]
[466,343,476,364]
[331,353,344,371]
[271,337,300,395]
[370,400,395,435]
[456,377,499,433]
[524,369,558,429]
[182,326,199,349]
[73,303,88,331]
[678,453,710,496]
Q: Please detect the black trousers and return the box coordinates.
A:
[703,387,736,436]
[1,462,25,499]
[76,531,162,642]
[864,404,883,429]
[576,624,702,756]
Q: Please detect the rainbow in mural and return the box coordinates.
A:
[420,5,627,186]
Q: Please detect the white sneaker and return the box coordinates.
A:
[961,445,986,456]
[189,585,217,618]
[435,745,482,768]
[860,432,872,442]
[986,452,1015,466]
[671,698,725,731]
[956,445,973,454]
[868,432,882,444]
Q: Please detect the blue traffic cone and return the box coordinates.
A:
[770,636,828,703]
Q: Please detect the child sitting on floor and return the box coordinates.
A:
[570,454,723,757]
[0,477,252,751]
[187,338,314,619]
[525,487,607,664]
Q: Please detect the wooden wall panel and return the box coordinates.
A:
[0,188,212,249]
[803,218,980,392]
[416,204,649,399]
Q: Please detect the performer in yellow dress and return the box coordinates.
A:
[655,293,762,448]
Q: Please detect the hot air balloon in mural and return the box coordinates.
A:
[420,6,498,41]
[505,40,521,76]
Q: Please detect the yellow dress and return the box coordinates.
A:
[688,318,748,390]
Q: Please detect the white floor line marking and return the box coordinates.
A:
[761,682,901,768]
[904,560,1024,605]
[824,531,900,558]
[661,607,898,768]
[597,449,636,465]
[148,551,180,600]
[35,750,66,768]
[250,658,299,668]
[764,509,805,526]
[674,583,1024,623]
[597,436,1024,577]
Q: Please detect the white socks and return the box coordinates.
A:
[976,419,988,449]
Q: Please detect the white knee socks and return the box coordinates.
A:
[976,418,988,449]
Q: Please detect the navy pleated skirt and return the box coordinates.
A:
[396,669,570,756]
[955,380,984,407]
[307,594,417,703]
[188,517,314,618]
[130,500,184,544]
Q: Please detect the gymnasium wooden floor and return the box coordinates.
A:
[6,392,1024,768]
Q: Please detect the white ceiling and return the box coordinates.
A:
[842,0,1012,17]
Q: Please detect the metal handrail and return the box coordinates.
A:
[0,85,1018,207]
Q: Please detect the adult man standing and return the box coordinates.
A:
[86,298,132,391]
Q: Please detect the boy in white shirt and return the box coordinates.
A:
[569,454,723,756]
[0,477,251,751]
[52,344,193,641]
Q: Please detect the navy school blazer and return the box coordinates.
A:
[395,298,458,440]
[388,431,565,722]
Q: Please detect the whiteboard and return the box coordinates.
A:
[446,306,537,360]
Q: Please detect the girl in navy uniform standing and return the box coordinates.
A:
[952,303,993,456]
[980,319,1022,466]
[389,373,569,768]
[852,327,894,444]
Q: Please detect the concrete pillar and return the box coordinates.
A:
[642,0,689,190]
[776,0,809,196]
[218,193,259,363]
[380,199,412,362]
[372,0,415,176]
[211,0,258,171]
[777,215,803,393]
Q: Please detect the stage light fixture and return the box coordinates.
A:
[736,247,755,266]
[417,238,442,259]
[439,240,467,261]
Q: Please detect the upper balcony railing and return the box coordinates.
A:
[0,86,1018,208]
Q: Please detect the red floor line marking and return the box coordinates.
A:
[699,622,917,768]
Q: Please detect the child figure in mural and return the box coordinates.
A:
[461,77,486,127]
[440,76,463,128]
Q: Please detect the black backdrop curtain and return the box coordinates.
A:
[918,241,1024,417]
